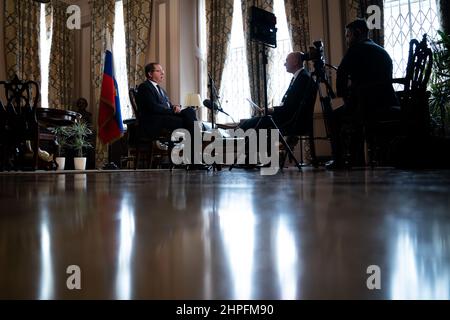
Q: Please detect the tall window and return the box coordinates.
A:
[270,0,293,106]
[39,2,131,118]
[199,0,208,121]
[218,0,252,123]
[39,4,52,109]
[113,0,133,121]
[218,0,293,123]
[384,0,441,80]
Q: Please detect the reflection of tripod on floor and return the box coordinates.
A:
[231,44,302,172]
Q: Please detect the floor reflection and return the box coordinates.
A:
[115,192,136,300]
[39,211,53,300]
[390,221,450,299]
[218,191,256,299]
[74,174,87,191]
[276,216,299,299]
[2,169,450,299]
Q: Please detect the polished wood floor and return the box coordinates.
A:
[0,168,449,299]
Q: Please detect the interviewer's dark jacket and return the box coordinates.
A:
[273,68,316,133]
[337,39,398,115]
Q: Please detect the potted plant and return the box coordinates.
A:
[51,126,70,170]
[66,121,93,170]
[430,30,450,137]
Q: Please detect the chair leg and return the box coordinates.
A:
[32,138,39,171]
[308,134,318,167]
[149,143,154,169]
[168,142,174,171]
[366,137,376,169]
[286,136,300,166]
[135,146,140,170]
[279,149,288,169]
[279,136,297,169]
[364,126,377,169]
[298,139,303,164]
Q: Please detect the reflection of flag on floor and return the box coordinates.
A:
[98,42,123,145]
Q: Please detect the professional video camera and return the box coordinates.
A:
[301,40,325,62]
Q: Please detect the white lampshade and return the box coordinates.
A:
[184,93,202,108]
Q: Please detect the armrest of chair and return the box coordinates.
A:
[392,78,405,83]
[216,123,239,129]
[123,118,137,126]
[392,78,408,88]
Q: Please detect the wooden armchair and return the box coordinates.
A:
[367,34,433,166]
[279,78,319,168]
[124,87,178,169]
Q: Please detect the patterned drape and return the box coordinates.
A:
[206,0,234,103]
[439,0,449,34]
[284,0,310,52]
[48,0,75,110]
[123,0,152,89]
[242,0,274,112]
[4,0,41,83]
[344,0,384,46]
[91,0,116,168]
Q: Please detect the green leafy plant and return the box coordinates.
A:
[430,30,450,136]
[51,126,70,157]
[66,121,93,157]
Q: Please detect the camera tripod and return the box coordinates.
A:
[310,57,339,162]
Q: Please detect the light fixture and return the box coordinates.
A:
[184,93,203,109]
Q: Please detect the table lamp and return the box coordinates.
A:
[184,93,202,110]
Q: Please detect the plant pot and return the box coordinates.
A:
[55,157,66,170]
[74,157,87,170]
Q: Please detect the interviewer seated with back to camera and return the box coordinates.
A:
[325,18,399,170]
[239,51,316,134]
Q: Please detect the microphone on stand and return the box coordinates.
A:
[203,99,230,117]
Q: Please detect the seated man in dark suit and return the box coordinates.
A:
[136,62,198,139]
[327,19,399,169]
[240,51,315,132]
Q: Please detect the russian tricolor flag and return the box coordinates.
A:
[98,38,123,145]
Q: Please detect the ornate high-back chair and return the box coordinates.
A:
[393,34,433,134]
[0,75,40,170]
[0,100,9,170]
[360,34,433,167]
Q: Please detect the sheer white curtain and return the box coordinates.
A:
[270,0,293,107]
[114,0,133,121]
[39,4,52,108]
[218,0,293,123]
[218,0,252,124]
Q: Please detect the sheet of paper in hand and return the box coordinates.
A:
[246,98,264,114]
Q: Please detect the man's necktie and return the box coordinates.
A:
[288,76,295,88]
[156,85,164,99]
[156,85,170,107]
[282,77,296,103]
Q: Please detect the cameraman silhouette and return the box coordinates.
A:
[326,19,398,169]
